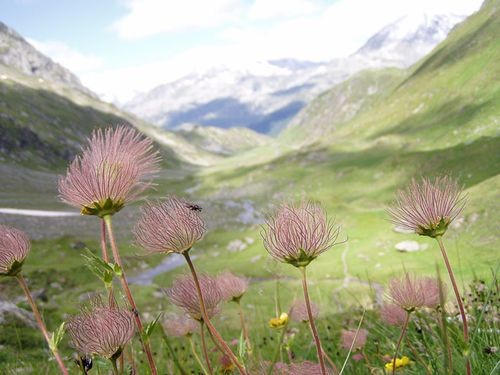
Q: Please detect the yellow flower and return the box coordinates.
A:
[385,356,410,371]
[269,312,289,328]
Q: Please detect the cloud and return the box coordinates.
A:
[112,0,245,39]
[249,0,320,20]
[27,39,103,73]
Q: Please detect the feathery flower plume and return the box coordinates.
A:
[380,304,407,326]
[163,314,198,337]
[388,274,444,312]
[0,225,30,276]
[388,273,428,312]
[262,201,341,267]
[341,328,368,350]
[288,361,334,375]
[166,274,222,321]
[59,126,160,217]
[67,304,135,359]
[217,271,249,303]
[134,196,206,255]
[388,176,465,238]
[290,299,319,323]
[422,277,447,309]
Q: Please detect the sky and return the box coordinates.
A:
[0,0,483,103]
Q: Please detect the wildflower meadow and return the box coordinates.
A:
[1,126,497,374]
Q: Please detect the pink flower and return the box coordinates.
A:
[166,274,222,321]
[0,225,30,276]
[288,361,334,375]
[67,305,135,358]
[134,196,206,255]
[262,201,341,267]
[162,314,198,337]
[381,304,407,326]
[422,277,447,308]
[388,176,465,238]
[290,299,319,323]
[352,353,364,361]
[341,328,368,350]
[217,271,249,302]
[59,126,160,217]
[388,274,445,312]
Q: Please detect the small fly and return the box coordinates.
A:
[186,203,202,212]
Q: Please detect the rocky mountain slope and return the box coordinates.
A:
[0,22,92,96]
[124,13,465,134]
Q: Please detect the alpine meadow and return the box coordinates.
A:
[0,1,498,374]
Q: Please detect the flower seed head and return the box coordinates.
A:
[341,328,368,350]
[387,273,442,312]
[217,271,249,303]
[380,303,407,326]
[0,225,30,276]
[67,305,135,359]
[162,314,198,337]
[262,201,341,267]
[59,126,160,217]
[134,196,206,255]
[289,361,334,375]
[388,176,465,238]
[166,274,222,321]
[290,299,319,323]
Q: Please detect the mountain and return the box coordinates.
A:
[124,13,465,134]
[0,22,92,96]
[355,13,465,67]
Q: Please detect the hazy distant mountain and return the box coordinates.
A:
[124,13,465,134]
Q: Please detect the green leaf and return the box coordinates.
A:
[142,313,162,340]
[238,330,246,359]
[49,322,65,352]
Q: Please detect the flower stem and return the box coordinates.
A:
[161,329,187,375]
[199,322,214,375]
[16,274,68,375]
[392,311,410,375]
[405,337,431,375]
[100,219,116,307]
[237,300,252,353]
[299,266,327,375]
[189,334,210,375]
[103,215,157,375]
[182,252,247,374]
[436,236,471,375]
[267,322,288,375]
[110,357,119,375]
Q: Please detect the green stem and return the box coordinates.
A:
[392,312,410,375]
[190,335,210,375]
[200,322,214,375]
[267,323,288,375]
[183,252,247,374]
[103,215,157,375]
[161,330,187,375]
[300,266,327,375]
[436,236,471,375]
[110,358,119,375]
[16,274,69,375]
[405,337,431,375]
[338,310,365,375]
[237,300,252,353]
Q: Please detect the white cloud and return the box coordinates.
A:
[27,39,103,73]
[249,0,320,20]
[112,0,245,39]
